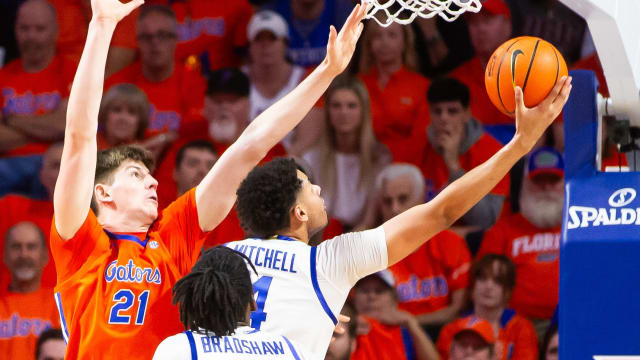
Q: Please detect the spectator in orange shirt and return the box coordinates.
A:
[450,0,513,131]
[352,271,440,360]
[358,20,430,163]
[302,75,390,229]
[105,5,206,153]
[478,147,563,324]
[420,77,508,230]
[0,0,73,157]
[359,163,470,334]
[445,317,496,360]
[0,221,60,360]
[35,328,66,360]
[437,254,538,360]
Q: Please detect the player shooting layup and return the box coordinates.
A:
[50,0,367,358]
[226,57,572,360]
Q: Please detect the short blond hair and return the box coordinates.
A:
[98,83,150,141]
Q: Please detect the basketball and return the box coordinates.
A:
[484,36,568,117]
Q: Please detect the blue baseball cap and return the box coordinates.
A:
[527,147,564,179]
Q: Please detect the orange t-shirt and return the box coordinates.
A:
[0,195,56,290]
[0,287,61,360]
[0,56,74,156]
[450,57,514,126]
[389,230,470,316]
[418,132,509,201]
[352,317,410,360]
[477,213,560,319]
[50,0,90,65]
[172,0,253,70]
[105,61,206,137]
[49,189,209,360]
[359,67,430,163]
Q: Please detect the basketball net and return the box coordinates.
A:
[363,0,482,26]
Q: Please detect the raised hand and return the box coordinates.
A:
[323,2,368,75]
[91,0,144,24]
[513,76,572,151]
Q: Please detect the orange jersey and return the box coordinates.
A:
[418,131,509,200]
[389,231,470,316]
[0,195,56,291]
[0,56,74,156]
[0,287,60,360]
[449,57,514,126]
[49,189,209,360]
[437,311,538,360]
[172,0,253,70]
[105,61,206,137]
[359,67,430,163]
[477,213,560,319]
[352,317,410,360]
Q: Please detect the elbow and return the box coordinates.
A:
[234,134,269,163]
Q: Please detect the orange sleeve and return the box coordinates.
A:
[155,188,210,273]
[436,321,455,360]
[476,221,508,260]
[437,231,471,292]
[509,316,539,360]
[49,211,110,283]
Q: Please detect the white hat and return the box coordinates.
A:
[247,10,289,41]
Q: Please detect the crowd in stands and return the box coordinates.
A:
[0,0,618,358]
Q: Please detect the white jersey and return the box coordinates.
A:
[226,227,388,359]
[152,326,309,360]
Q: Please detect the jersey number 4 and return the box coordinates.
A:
[250,276,273,330]
[108,289,150,325]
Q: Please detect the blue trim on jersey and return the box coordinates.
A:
[400,326,416,360]
[104,229,149,248]
[499,309,516,328]
[309,246,338,325]
[54,292,70,344]
[269,235,297,242]
[185,331,198,360]
[282,336,302,360]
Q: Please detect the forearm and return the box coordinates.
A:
[406,317,440,360]
[459,194,504,229]
[416,306,459,327]
[0,124,30,153]
[7,105,67,141]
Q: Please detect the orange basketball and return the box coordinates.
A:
[485,36,568,118]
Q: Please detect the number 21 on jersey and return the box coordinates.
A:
[108,289,150,325]
[251,276,273,330]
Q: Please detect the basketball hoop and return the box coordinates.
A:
[364,0,482,26]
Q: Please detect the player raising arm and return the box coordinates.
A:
[228,77,572,358]
[51,0,368,358]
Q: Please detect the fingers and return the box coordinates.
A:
[514,86,525,114]
[326,25,337,53]
[552,76,572,105]
[541,75,567,107]
[123,0,144,15]
[343,3,362,31]
[338,314,351,323]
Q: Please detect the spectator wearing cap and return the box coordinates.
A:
[439,317,496,360]
[438,254,538,360]
[449,0,514,133]
[243,10,321,155]
[418,77,509,230]
[477,147,563,327]
[352,271,440,360]
[105,5,206,154]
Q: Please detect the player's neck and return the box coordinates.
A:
[8,277,41,294]
[277,227,309,244]
[474,304,504,324]
[98,210,152,233]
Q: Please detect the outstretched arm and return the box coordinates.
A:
[383,77,573,265]
[194,4,367,231]
[53,0,143,240]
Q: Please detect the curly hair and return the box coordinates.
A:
[172,246,258,336]
[236,158,306,238]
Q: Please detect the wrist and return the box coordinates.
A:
[89,18,119,31]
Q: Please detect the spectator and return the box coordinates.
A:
[0,221,60,360]
[302,74,390,229]
[358,20,430,162]
[437,254,538,360]
[0,0,73,157]
[540,323,558,360]
[359,163,470,333]
[325,301,358,360]
[478,147,563,327]
[97,83,150,149]
[450,0,513,132]
[418,78,508,230]
[352,271,441,360]
[35,328,66,360]
[0,142,62,290]
[105,5,206,153]
[446,317,495,360]
[244,10,321,154]
[173,140,218,198]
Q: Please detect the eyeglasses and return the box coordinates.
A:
[137,31,177,43]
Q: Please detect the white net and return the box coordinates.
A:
[364,0,482,26]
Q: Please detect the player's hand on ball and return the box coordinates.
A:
[323,2,367,75]
[91,0,144,24]
[513,75,572,152]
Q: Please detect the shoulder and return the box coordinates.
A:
[0,59,22,77]
[153,333,191,360]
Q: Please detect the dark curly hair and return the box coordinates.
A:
[172,246,258,336]
[236,158,307,238]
